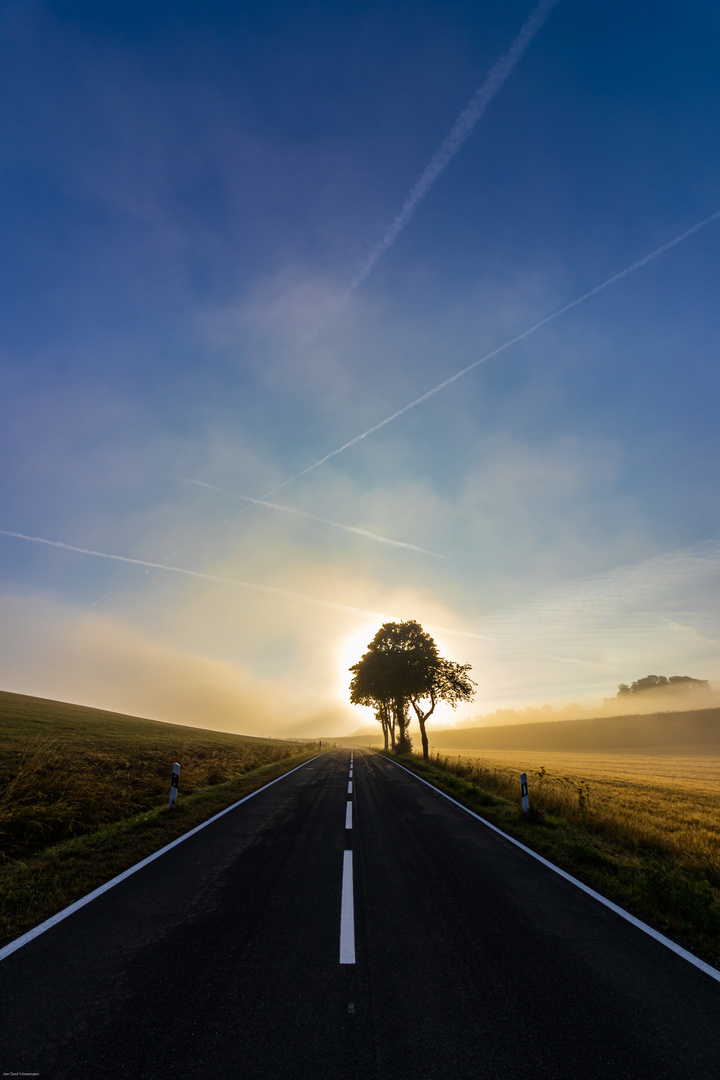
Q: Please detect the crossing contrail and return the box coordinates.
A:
[349,0,560,294]
[181,477,444,558]
[265,208,720,496]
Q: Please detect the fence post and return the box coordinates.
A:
[520,772,529,815]
[168,762,180,809]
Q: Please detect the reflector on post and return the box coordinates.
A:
[168,762,180,809]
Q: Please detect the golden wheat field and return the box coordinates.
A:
[431,747,720,874]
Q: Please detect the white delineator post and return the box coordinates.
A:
[520,772,529,815]
[169,763,180,809]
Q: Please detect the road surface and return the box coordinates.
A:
[1,748,718,1078]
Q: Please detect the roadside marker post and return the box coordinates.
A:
[520,772,529,815]
[168,763,180,809]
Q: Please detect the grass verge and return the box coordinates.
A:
[0,748,320,949]
[0,691,316,864]
[382,751,720,968]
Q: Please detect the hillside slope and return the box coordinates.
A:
[429,708,720,752]
[0,689,311,863]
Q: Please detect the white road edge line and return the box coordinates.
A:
[340,850,356,964]
[345,800,353,829]
[0,751,331,964]
[383,755,720,985]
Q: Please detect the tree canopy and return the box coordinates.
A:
[349,620,475,759]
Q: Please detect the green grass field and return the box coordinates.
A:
[0,690,319,945]
[0,689,314,864]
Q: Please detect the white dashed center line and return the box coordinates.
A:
[345,800,353,829]
[339,850,355,964]
[348,780,353,794]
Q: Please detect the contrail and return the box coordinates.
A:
[266,208,720,495]
[0,529,389,620]
[349,0,560,293]
[0,527,490,641]
[181,477,445,558]
[87,586,122,608]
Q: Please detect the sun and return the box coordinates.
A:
[335,621,380,711]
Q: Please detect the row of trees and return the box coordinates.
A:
[617,675,710,696]
[349,620,475,760]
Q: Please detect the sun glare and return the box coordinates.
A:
[335,622,379,712]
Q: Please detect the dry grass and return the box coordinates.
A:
[0,690,314,864]
[431,748,720,878]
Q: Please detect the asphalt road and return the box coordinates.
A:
[1,748,719,1079]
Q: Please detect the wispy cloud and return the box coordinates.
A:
[265,209,720,496]
[478,541,720,653]
[181,477,445,558]
[529,541,720,618]
[349,0,560,293]
[437,541,720,710]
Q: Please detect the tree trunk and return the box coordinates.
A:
[376,704,390,750]
[395,697,412,755]
[418,717,429,761]
[410,695,436,761]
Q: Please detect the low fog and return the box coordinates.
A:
[456,682,720,729]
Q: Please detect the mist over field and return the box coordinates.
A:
[456,683,720,727]
[1,2,720,737]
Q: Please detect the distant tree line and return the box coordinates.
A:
[349,620,475,760]
[617,675,710,696]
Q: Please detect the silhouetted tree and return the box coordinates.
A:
[349,620,476,759]
[409,657,476,760]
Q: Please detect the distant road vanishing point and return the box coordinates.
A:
[1,749,719,1079]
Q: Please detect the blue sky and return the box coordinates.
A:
[1,0,719,736]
